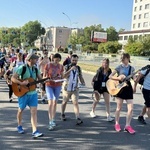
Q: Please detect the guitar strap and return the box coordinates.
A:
[128,65,132,76]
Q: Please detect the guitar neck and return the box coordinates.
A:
[29,78,50,86]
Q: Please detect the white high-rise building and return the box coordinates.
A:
[131,0,150,31]
[118,0,150,45]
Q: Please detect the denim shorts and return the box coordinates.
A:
[46,86,62,101]
[18,93,38,110]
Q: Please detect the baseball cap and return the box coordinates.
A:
[26,53,39,61]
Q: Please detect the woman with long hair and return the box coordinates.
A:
[90,58,114,122]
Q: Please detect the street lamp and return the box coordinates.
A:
[62,12,72,28]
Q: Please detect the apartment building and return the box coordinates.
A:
[35,27,71,51]
[119,0,150,45]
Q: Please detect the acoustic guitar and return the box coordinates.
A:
[12,77,50,97]
[106,65,150,96]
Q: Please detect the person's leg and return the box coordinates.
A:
[17,95,27,133]
[30,107,37,133]
[138,105,147,124]
[140,105,146,116]
[17,108,24,126]
[46,86,54,121]
[115,97,123,125]
[146,107,150,118]
[91,91,101,112]
[61,91,70,115]
[125,99,133,126]
[103,92,110,117]
[124,99,135,134]
[52,86,62,120]
[103,92,114,121]
[28,93,43,137]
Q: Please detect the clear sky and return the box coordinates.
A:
[0,0,133,31]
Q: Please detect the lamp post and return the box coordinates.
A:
[62,12,72,28]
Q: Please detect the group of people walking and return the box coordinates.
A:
[1,46,150,139]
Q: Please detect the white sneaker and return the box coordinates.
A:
[107,116,114,122]
[90,111,96,118]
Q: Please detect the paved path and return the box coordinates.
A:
[0,73,150,150]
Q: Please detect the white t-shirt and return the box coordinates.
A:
[141,69,150,90]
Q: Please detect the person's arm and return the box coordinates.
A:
[11,73,29,85]
[63,66,76,78]
[109,70,121,81]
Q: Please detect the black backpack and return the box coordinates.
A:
[139,68,150,85]
[21,65,38,79]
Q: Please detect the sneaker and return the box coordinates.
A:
[17,125,24,134]
[114,124,121,132]
[49,124,54,131]
[9,98,13,103]
[61,114,66,121]
[138,116,146,124]
[32,130,43,138]
[90,111,96,118]
[41,99,46,104]
[50,121,56,127]
[107,116,114,122]
[124,126,135,134]
[76,118,83,125]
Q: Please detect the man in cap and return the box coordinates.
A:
[11,53,43,138]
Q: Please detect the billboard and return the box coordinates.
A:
[91,31,107,43]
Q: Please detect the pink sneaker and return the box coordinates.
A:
[124,126,135,134]
[114,124,121,132]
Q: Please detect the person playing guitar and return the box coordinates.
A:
[109,53,136,134]
[11,53,43,138]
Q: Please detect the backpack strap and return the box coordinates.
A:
[21,65,38,79]
[128,65,132,76]
[21,65,26,79]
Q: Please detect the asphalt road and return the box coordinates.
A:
[0,72,150,150]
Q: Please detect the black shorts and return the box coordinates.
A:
[115,81,133,100]
[142,88,150,107]
[97,87,108,94]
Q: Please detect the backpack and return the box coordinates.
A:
[138,68,150,85]
[21,65,38,79]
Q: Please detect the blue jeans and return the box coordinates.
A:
[46,86,62,101]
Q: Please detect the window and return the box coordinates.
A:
[133,24,136,28]
[143,22,148,27]
[144,13,149,18]
[145,4,149,9]
[138,23,141,28]
[139,5,142,10]
[119,36,123,40]
[134,35,138,40]
[140,0,142,1]
[139,14,142,19]
[59,30,62,33]
[134,15,136,20]
[135,0,137,3]
[134,7,137,11]
[124,36,128,40]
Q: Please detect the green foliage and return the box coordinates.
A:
[106,26,118,41]
[21,20,45,46]
[98,41,122,54]
[0,27,21,46]
[0,21,45,48]
[124,35,150,56]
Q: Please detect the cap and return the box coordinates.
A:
[26,53,39,61]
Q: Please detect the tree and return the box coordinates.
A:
[98,41,122,54]
[20,20,45,46]
[106,26,118,41]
